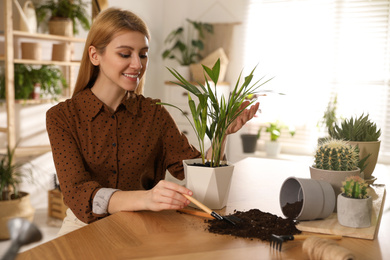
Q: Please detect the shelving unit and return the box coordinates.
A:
[1,0,85,156]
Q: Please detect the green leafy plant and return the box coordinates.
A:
[158,59,272,167]
[0,64,67,100]
[329,113,381,141]
[313,139,360,171]
[162,19,213,66]
[35,0,91,35]
[0,146,33,201]
[317,94,339,135]
[341,175,369,199]
[257,121,295,141]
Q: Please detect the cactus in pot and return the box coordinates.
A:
[329,113,381,181]
[310,139,362,212]
[341,176,369,199]
[338,175,372,228]
[313,139,360,171]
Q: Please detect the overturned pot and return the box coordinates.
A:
[280,177,335,221]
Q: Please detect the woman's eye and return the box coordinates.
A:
[140,52,148,59]
[119,53,130,58]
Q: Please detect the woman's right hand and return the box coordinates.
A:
[143,180,192,211]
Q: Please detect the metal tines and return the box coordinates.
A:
[270,234,294,251]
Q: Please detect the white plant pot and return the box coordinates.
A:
[337,193,372,228]
[265,140,281,156]
[175,65,191,81]
[183,158,234,209]
[309,166,362,211]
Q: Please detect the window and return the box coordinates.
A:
[244,0,390,162]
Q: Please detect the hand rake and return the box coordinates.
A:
[270,234,342,251]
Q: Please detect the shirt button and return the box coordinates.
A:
[111,115,115,119]
[112,143,116,147]
[112,170,116,174]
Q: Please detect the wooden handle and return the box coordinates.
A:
[182,194,213,215]
[294,234,343,240]
[177,208,214,219]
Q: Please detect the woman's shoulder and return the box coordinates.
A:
[46,89,91,118]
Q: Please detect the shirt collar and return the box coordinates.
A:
[80,89,139,121]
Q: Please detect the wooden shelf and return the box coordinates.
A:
[14,58,81,66]
[12,31,85,43]
[0,145,51,157]
[0,97,67,105]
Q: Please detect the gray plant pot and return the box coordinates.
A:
[279,177,335,221]
[337,194,372,228]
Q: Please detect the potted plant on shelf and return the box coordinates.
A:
[158,59,271,209]
[162,19,213,80]
[317,94,339,143]
[337,176,372,228]
[258,121,295,156]
[3,64,67,101]
[329,113,381,183]
[35,0,91,37]
[0,146,35,240]
[310,138,365,211]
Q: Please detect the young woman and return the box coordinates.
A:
[46,7,259,236]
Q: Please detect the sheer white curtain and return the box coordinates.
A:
[244,0,390,162]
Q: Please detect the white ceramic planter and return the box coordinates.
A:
[175,65,191,81]
[337,194,372,228]
[279,177,335,220]
[183,158,234,209]
[309,166,362,211]
[265,140,281,157]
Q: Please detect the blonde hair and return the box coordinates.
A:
[73,8,150,97]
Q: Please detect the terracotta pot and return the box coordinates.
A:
[240,134,258,153]
[0,192,35,240]
[310,166,362,211]
[265,140,281,157]
[348,141,380,181]
[337,193,372,228]
[279,177,335,220]
[183,158,234,209]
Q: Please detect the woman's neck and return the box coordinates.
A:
[91,80,127,113]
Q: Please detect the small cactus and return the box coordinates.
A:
[313,139,359,171]
[341,176,369,199]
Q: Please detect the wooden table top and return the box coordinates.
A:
[17,157,390,260]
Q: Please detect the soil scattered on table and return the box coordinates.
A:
[282,200,303,219]
[206,209,301,241]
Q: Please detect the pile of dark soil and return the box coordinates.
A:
[282,200,303,219]
[206,209,301,241]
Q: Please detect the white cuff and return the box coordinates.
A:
[92,188,120,215]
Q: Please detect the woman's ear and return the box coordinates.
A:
[89,46,100,66]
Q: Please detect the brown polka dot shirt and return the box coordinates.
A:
[46,88,201,223]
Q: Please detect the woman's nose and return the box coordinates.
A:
[130,56,142,70]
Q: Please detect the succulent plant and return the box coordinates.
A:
[341,176,369,199]
[313,139,359,171]
[329,113,381,141]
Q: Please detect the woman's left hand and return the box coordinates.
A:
[226,101,259,135]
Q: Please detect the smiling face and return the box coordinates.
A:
[89,30,149,94]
